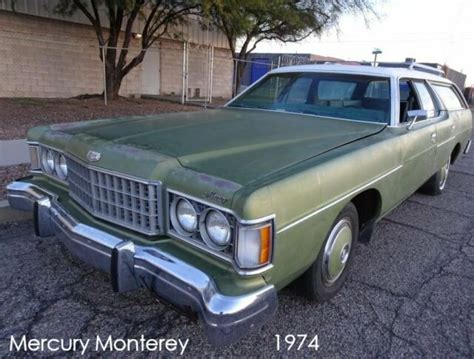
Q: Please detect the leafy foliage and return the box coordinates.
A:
[205,0,374,54]
[54,1,376,98]
[203,0,375,91]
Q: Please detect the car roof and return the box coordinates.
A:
[269,64,452,83]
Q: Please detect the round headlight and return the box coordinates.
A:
[41,149,55,174]
[54,154,68,180]
[204,210,231,248]
[175,198,198,233]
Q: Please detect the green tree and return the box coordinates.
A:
[204,0,375,93]
[55,0,199,100]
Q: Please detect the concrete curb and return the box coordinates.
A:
[0,139,30,166]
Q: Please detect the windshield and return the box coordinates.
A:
[228,72,391,124]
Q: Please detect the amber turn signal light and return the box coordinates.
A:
[259,225,271,265]
[236,222,273,269]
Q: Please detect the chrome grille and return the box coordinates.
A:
[66,157,161,235]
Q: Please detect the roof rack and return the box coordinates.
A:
[377,61,445,77]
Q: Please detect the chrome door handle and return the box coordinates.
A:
[431,133,437,142]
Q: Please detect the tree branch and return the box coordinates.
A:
[116,1,142,73]
[141,3,161,48]
[71,0,105,60]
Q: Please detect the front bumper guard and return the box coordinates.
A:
[7,181,278,346]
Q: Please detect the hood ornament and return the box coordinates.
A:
[87,150,101,162]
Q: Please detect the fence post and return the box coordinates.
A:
[181,42,186,105]
[209,46,214,104]
[232,59,238,97]
[102,46,107,106]
[185,42,190,102]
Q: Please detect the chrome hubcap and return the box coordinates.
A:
[439,156,451,190]
[322,218,353,286]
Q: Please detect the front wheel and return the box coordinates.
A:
[420,156,451,195]
[301,202,359,302]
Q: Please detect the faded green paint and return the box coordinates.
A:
[32,109,385,185]
[26,105,472,293]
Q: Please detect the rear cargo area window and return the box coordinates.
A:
[432,84,465,110]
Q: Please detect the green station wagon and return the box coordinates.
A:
[7,63,472,346]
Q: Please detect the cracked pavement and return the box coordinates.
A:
[1,140,473,357]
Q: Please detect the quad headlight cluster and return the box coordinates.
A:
[170,196,232,251]
[169,193,273,270]
[30,145,68,181]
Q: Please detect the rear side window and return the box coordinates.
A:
[413,81,437,118]
[432,84,465,110]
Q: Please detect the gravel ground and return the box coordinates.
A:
[0,164,30,200]
[0,97,199,140]
[0,97,201,199]
[0,139,473,357]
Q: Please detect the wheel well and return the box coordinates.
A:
[351,189,382,242]
[451,143,461,164]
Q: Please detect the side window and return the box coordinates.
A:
[399,81,411,101]
[431,84,465,110]
[412,81,437,118]
[399,80,421,123]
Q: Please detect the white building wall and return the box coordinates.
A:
[0,11,141,97]
[0,0,229,47]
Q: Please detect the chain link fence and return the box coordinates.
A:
[0,30,234,106]
[231,54,314,95]
[1,29,321,106]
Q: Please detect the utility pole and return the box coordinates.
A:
[372,48,382,66]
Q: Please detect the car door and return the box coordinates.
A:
[429,82,466,168]
[398,79,438,197]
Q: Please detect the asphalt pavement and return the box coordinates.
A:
[1,138,473,357]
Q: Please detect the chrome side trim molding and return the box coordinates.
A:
[277,165,403,233]
[436,136,456,148]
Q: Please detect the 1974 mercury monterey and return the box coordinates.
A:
[7,63,472,346]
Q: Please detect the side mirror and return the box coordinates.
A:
[407,109,428,130]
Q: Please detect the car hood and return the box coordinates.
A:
[57,108,385,186]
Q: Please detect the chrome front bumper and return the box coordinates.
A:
[6,180,278,346]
